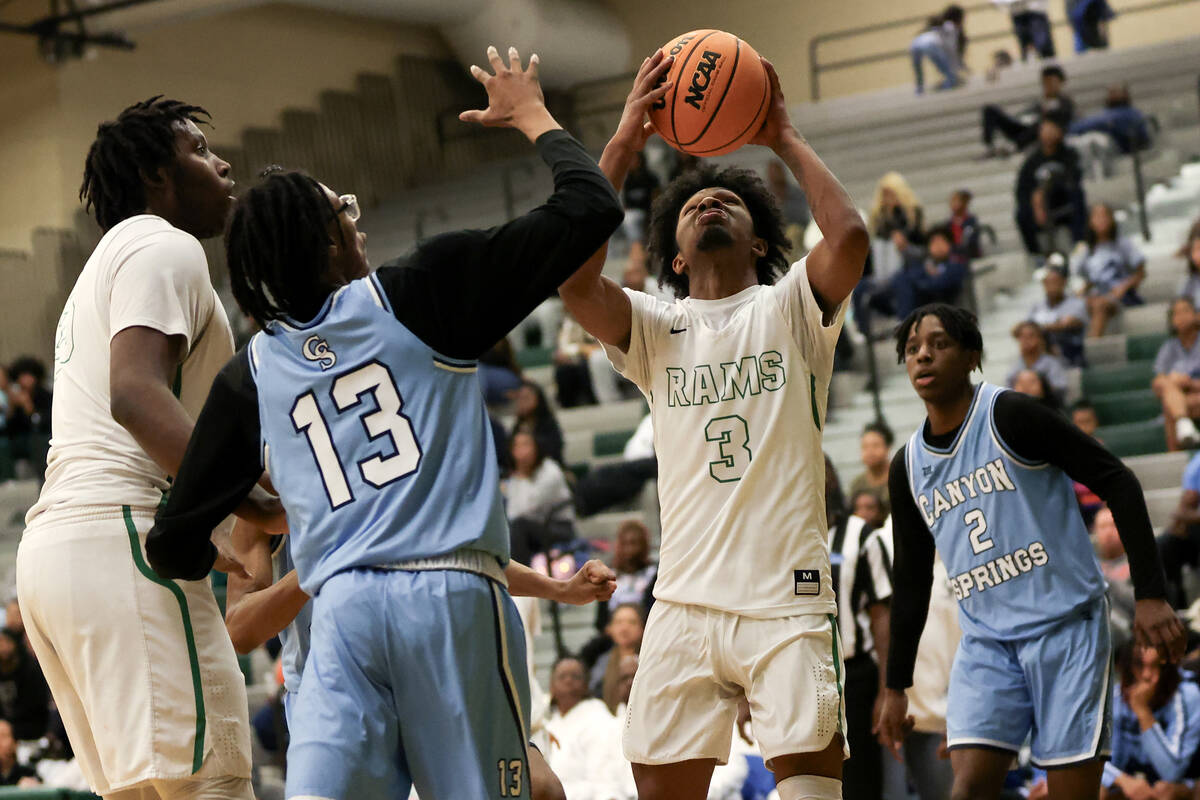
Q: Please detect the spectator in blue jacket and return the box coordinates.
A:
[1103,643,1200,799]
[890,227,966,319]
[1070,85,1152,155]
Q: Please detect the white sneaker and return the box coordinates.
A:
[1177,418,1200,449]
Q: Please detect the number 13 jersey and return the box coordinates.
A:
[604,258,846,618]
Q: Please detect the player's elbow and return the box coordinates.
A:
[109,379,140,430]
[833,217,871,272]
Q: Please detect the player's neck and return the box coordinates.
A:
[925,386,975,436]
[685,259,757,301]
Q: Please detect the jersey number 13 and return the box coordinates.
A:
[290,361,423,510]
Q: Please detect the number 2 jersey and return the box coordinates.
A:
[603,258,846,618]
[146,130,623,589]
[886,382,1168,689]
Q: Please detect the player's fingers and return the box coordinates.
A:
[507,46,522,72]
[458,109,487,125]
[467,64,488,85]
[487,45,506,73]
[635,55,673,97]
[527,53,540,79]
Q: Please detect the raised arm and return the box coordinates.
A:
[558,51,675,351]
[750,60,868,313]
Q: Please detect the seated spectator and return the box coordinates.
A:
[1007,321,1069,398]
[1067,0,1114,53]
[621,152,659,245]
[982,65,1074,158]
[994,0,1055,60]
[554,310,627,406]
[1177,220,1200,309]
[589,603,644,713]
[575,413,656,518]
[1075,202,1146,337]
[1070,84,1151,156]
[0,720,38,788]
[582,519,657,669]
[848,422,893,518]
[622,242,669,302]
[5,357,52,481]
[1012,368,1063,411]
[856,173,927,331]
[889,227,967,319]
[1029,256,1089,365]
[1093,506,1135,644]
[766,159,811,254]
[941,188,982,260]
[0,629,47,743]
[543,657,625,800]
[478,337,523,407]
[1152,297,1200,451]
[504,431,576,565]
[909,5,966,94]
[1102,643,1200,798]
[511,380,565,466]
[1015,118,1087,256]
[985,49,1015,82]
[1068,400,1105,523]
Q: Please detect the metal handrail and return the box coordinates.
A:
[809,0,1200,101]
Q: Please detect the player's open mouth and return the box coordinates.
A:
[915,372,936,387]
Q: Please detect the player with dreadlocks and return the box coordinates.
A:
[18,96,282,800]
[146,47,623,799]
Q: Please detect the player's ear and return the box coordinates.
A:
[671,252,687,276]
[750,236,767,259]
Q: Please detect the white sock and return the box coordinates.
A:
[1177,417,1198,443]
[776,774,843,800]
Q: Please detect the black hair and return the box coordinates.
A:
[80,96,211,231]
[1115,640,1182,710]
[648,165,790,299]
[862,421,895,447]
[1041,65,1066,82]
[1169,296,1198,337]
[7,356,46,384]
[510,426,547,470]
[1012,320,1049,350]
[225,168,343,331]
[516,380,554,424]
[1069,398,1097,416]
[942,4,965,24]
[610,602,647,627]
[894,303,984,364]
[927,225,954,246]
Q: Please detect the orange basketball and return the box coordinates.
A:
[648,30,769,157]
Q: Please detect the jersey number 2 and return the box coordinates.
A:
[965,509,993,555]
[290,361,422,510]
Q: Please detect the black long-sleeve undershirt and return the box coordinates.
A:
[886,388,1167,690]
[146,130,622,581]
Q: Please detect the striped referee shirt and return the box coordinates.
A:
[829,514,893,661]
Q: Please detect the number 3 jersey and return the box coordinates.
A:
[902,382,1106,640]
[249,274,508,595]
[603,258,846,618]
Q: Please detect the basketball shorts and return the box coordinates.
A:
[284,566,531,800]
[16,506,252,797]
[947,595,1112,768]
[622,600,848,766]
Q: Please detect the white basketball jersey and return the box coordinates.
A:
[605,258,846,618]
[28,215,234,522]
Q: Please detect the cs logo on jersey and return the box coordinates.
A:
[302,336,337,371]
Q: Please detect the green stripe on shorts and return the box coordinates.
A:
[122,505,206,773]
[827,613,845,735]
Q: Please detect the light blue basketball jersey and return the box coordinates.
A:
[272,536,311,693]
[904,383,1106,639]
[249,273,509,595]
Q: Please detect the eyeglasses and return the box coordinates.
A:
[333,193,360,223]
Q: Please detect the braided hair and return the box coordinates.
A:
[225,168,342,331]
[79,96,210,231]
[647,165,791,299]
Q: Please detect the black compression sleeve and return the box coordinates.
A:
[992,390,1167,599]
[375,130,622,360]
[885,446,937,690]
[146,349,264,581]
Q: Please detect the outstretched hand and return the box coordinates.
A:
[559,559,617,605]
[610,50,674,153]
[748,58,799,152]
[459,46,559,142]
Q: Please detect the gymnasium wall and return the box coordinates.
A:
[606,0,1200,103]
[0,1,449,250]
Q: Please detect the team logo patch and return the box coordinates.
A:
[302,335,337,370]
[794,569,820,596]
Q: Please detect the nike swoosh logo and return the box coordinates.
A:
[669,327,687,334]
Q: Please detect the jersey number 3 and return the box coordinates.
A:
[290,361,422,510]
[706,415,752,483]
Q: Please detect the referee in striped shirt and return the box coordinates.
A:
[829,488,893,800]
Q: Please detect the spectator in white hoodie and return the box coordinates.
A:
[545,657,627,800]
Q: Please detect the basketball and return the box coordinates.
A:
[647,29,770,157]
